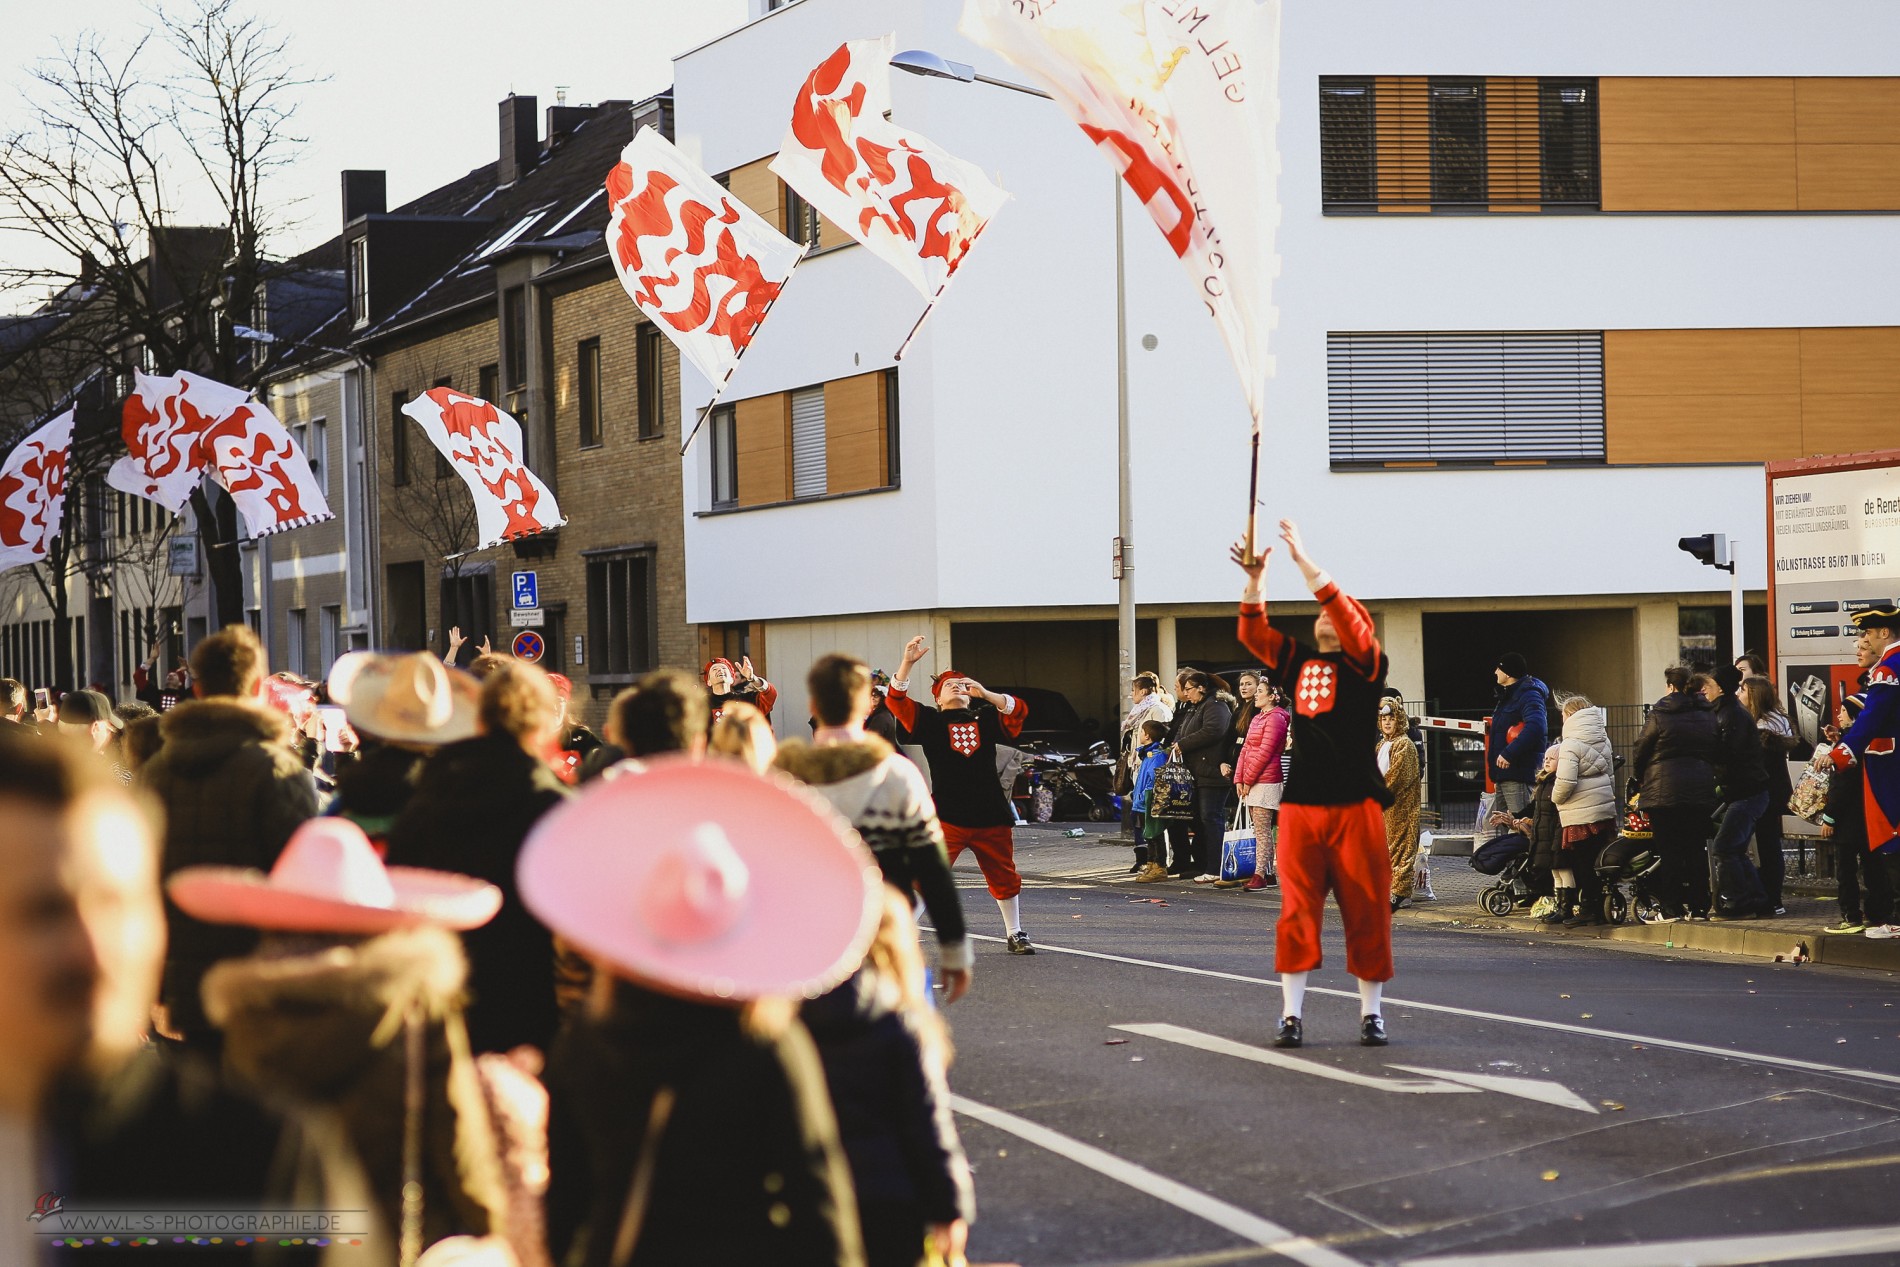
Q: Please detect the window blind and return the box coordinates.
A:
[1327,331,1605,465]
[791,387,826,498]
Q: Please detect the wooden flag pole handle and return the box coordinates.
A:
[1242,426,1261,565]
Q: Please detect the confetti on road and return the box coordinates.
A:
[1541,1170,1560,1181]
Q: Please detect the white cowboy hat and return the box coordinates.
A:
[516,757,882,1002]
[168,817,502,934]
[328,651,479,746]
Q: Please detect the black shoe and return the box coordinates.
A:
[1263,872,1278,887]
[1127,859,1144,874]
[1273,1016,1302,1048]
[1006,932,1036,955]
[1360,1015,1388,1047]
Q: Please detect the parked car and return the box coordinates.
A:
[988,686,1102,760]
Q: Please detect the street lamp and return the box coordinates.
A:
[891,49,1139,739]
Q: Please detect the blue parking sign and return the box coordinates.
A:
[512,571,538,610]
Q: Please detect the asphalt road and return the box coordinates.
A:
[937,853,1900,1267]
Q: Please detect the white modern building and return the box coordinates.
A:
[673,0,1900,737]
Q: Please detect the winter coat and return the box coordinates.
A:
[141,698,318,1040]
[1380,734,1421,856]
[1552,706,1617,828]
[386,732,572,1054]
[1173,695,1235,788]
[1122,691,1174,749]
[1131,739,1169,813]
[545,981,865,1267]
[48,1047,387,1266]
[801,969,975,1227]
[1234,707,1289,787]
[1525,772,1565,873]
[1634,691,1720,810]
[1710,694,1769,801]
[202,926,511,1253]
[1487,675,1551,785]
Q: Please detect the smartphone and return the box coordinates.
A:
[33,687,50,709]
[317,705,349,753]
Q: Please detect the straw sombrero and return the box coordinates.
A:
[168,818,502,934]
[328,651,479,746]
[516,757,882,1002]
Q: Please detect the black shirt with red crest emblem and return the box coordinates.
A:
[885,688,1028,828]
[1238,581,1392,808]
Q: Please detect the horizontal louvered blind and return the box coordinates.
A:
[791,387,827,498]
[1328,331,1606,465]
[1320,76,1600,211]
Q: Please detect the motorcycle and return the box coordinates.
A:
[1016,739,1120,823]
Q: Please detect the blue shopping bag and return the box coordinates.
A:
[1220,806,1256,881]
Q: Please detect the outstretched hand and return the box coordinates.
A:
[1229,538,1270,580]
[1278,518,1311,567]
[900,635,929,668]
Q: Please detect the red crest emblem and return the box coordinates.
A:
[1295,661,1337,718]
[948,721,982,757]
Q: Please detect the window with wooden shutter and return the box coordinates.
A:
[1327,331,1605,466]
[790,386,826,498]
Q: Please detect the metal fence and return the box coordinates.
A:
[1405,699,1650,832]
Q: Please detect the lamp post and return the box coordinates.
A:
[890,50,1139,717]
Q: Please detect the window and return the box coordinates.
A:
[385,561,426,651]
[1326,330,1605,466]
[349,237,369,326]
[286,608,307,677]
[790,386,826,498]
[577,338,602,448]
[289,422,310,486]
[710,405,738,508]
[1319,76,1600,212]
[479,363,500,404]
[391,390,411,486]
[502,287,527,393]
[883,368,901,486]
[784,185,821,248]
[586,550,656,679]
[307,418,327,493]
[433,377,454,479]
[439,571,494,664]
[637,325,663,439]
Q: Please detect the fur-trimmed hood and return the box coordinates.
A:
[154,698,295,777]
[773,736,895,786]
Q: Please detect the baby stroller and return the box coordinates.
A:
[1470,830,1541,917]
[1596,788,1663,925]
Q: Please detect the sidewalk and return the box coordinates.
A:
[1004,823,1900,972]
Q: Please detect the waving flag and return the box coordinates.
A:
[605,128,805,397]
[772,36,1008,310]
[108,369,332,536]
[962,0,1282,426]
[402,388,564,552]
[0,410,73,573]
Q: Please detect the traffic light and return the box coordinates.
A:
[1678,533,1733,572]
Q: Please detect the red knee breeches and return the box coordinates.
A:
[943,823,1021,900]
[1274,800,1393,982]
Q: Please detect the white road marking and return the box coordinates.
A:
[955,932,1900,1090]
[1112,1023,1477,1095]
[1386,1064,1599,1114]
[950,1094,1363,1267]
[1398,1222,1900,1266]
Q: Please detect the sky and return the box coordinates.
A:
[0,0,751,313]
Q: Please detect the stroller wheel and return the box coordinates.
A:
[1604,889,1628,926]
[1480,886,1516,917]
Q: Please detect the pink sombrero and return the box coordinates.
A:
[168,817,502,934]
[516,757,882,1002]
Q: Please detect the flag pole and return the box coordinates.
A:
[892,218,993,362]
[678,245,811,457]
[1243,422,1261,565]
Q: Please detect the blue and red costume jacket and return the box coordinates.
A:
[1832,642,1900,854]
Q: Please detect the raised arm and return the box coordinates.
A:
[1279,519,1382,680]
[888,635,930,730]
[1231,535,1296,671]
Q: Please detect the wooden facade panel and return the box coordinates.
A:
[1604,329,1800,397]
[725,157,781,232]
[1375,76,1431,208]
[818,210,853,251]
[735,392,789,507]
[1794,78,1900,144]
[1796,144,1900,210]
[1802,394,1900,456]
[1600,143,1798,210]
[1485,76,1542,210]
[1599,77,1795,145]
[1604,393,1803,464]
[1800,328,1900,395]
[824,372,885,495]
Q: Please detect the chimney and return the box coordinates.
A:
[340,170,387,227]
[498,95,539,186]
[545,104,589,148]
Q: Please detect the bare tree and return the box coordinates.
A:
[0,0,316,643]
[380,453,480,577]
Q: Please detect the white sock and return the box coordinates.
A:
[1552,868,1575,888]
[998,896,1021,935]
[1358,977,1383,1019]
[1280,971,1308,1020]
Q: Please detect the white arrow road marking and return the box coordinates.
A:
[1112,1023,1478,1095]
[1398,1221,1900,1266]
[950,1094,1363,1267]
[1386,1064,1599,1114]
[1115,1025,1596,1112]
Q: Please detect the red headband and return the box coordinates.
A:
[703,657,736,680]
[931,670,965,695]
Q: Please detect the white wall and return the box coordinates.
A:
[676,0,1900,625]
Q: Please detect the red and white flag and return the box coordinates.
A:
[771,36,1008,304]
[108,369,333,536]
[604,128,805,395]
[962,0,1282,426]
[401,388,564,552]
[0,410,73,573]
